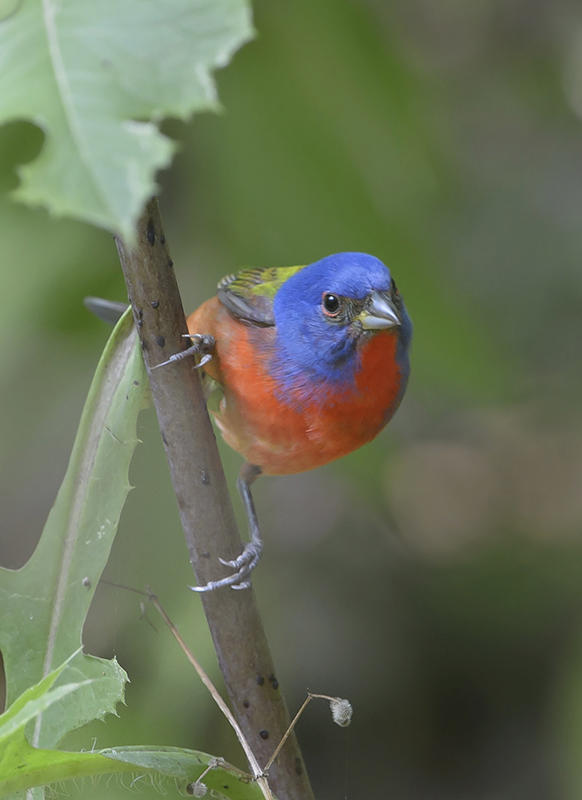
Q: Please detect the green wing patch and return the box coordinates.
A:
[217,265,305,325]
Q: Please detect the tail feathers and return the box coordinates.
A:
[84,296,128,325]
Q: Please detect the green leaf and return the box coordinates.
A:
[0,309,146,750]
[0,743,127,798]
[0,609,271,799]
[0,651,83,744]
[0,0,19,21]
[102,746,269,798]
[0,742,269,798]
[0,683,91,747]
[0,0,253,241]
[0,655,118,797]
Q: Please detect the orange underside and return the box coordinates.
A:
[187,297,404,476]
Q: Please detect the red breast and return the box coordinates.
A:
[187,298,404,476]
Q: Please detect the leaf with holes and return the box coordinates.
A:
[0,309,146,753]
[0,0,253,241]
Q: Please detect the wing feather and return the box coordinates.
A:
[217,265,305,326]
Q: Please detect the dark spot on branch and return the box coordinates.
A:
[168,259,173,268]
[160,235,166,245]
[295,757,303,775]
[151,300,159,309]
[259,729,269,740]
[200,470,210,485]
[269,674,279,690]
[243,700,249,708]
[201,552,210,558]
[157,336,165,348]
[133,380,140,386]
[257,674,265,686]
[141,339,148,351]
[137,319,144,327]
[146,219,155,245]
[82,577,91,587]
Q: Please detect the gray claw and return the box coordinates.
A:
[191,541,262,592]
[189,568,251,593]
[190,580,223,593]
[195,353,213,369]
[219,540,263,572]
[152,352,185,369]
[152,333,215,370]
[219,558,236,568]
[189,462,264,593]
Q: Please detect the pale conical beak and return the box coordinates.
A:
[357,291,401,330]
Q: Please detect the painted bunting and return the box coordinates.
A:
[155,252,412,591]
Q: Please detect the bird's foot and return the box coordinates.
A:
[190,539,264,593]
[153,333,215,370]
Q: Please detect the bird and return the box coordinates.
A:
[153,251,412,592]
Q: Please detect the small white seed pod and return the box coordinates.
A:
[330,697,353,727]
[189,780,208,797]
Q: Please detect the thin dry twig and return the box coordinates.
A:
[147,590,274,800]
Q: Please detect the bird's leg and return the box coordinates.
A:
[152,333,215,370]
[190,463,264,592]
[226,462,264,586]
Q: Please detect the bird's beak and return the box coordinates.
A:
[357,291,401,330]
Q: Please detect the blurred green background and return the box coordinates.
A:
[2,0,582,797]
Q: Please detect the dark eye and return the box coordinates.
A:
[322,293,341,316]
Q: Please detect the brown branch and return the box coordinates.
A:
[115,198,315,800]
